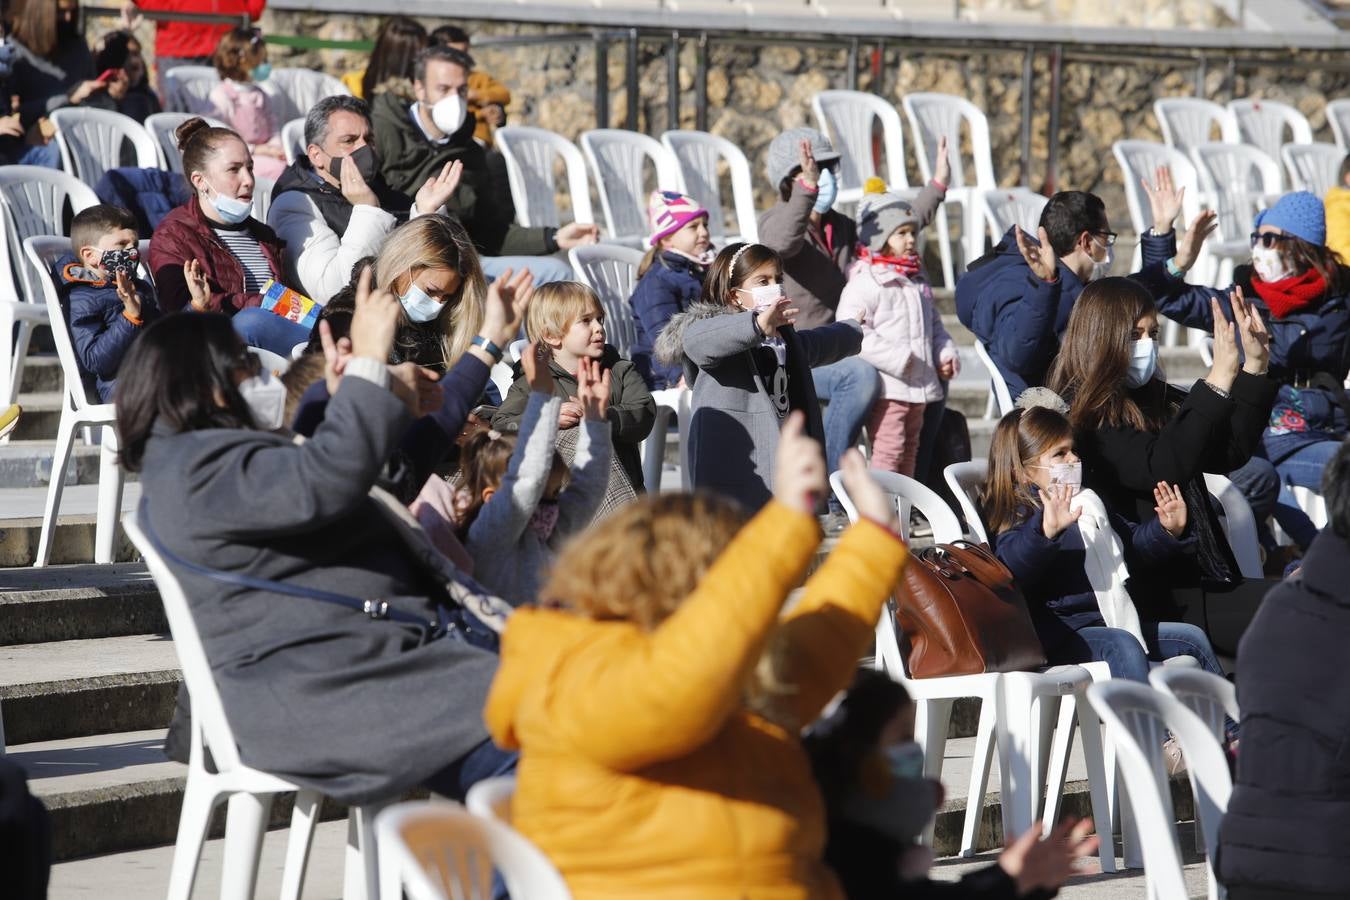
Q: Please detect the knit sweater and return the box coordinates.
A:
[465,391,610,607]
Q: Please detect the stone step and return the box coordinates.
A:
[0,481,143,567]
[18,353,63,395]
[0,633,179,744]
[10,391,63,443]
[0,440,109,490]
[0,563,164,645]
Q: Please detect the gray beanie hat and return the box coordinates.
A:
[765,127,841,189]
[857,184,920,253]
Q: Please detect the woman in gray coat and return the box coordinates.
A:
[655,242,863,510]
[116,269,533,806]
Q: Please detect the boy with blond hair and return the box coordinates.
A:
[492,281,657,492]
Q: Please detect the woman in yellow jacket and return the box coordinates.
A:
[485,412,906,899]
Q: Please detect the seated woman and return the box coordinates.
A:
[149,117,309,357]
[116,265,531,805]
[1047,277,1282,658]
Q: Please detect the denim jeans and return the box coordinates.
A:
[1226,455,1282,551]
[811,356,881,508]
[17,141,60,169]
[230,307,314,357]
[423,737,518,801]
[1274,440,1340,548]
[480,254,573,285]
[1051,621,1226,685]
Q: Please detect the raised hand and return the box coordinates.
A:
[576,358,612,421]
[756,296,798,338]
[933,134,951,187]
[480,267,535,350]
[522,340,553,395]
[1207,296,1241,392]
[349,266,401,361]
[1230,285,1270,375]
[318,318,353,395]
[798,138,820,188]
[184,258,211,311]
[1015,225,1058,283]
[1142,165,1184,232]
[558,398,583,430]
[839,448,899,532]
[999,819,1099,895]
[114,270,141,319]
[1173,209,1219,273]
[415,159,462,213]
[772,411,826,516]
[1041,483,1082,539]
[338,150,379,208]
[1153,481,1187,537]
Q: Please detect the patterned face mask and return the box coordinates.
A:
[99,246,140,277]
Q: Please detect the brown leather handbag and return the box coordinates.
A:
[895,540,1046,678]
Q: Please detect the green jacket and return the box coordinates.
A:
[370,91,556,257]
[490,345,657,492]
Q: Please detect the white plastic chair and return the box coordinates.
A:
[981,187,1047,239]
[943,459,991,543]
[1153,98,1231,158]
[123,507,385,900]
[972,339,1013,420]
[495,126,595,228]
[1149,667,1238,743]
[903,92,998,279]
[50,107,159,187]
[1112,140,1207,284]
[280,117,306,166]
[375,802,571,900]
[262,68,350,124]
[829,469,1113,869]
[661,130,758,243]
[1226,99,1314,186]
[162,65,220,114]
[1088,681,1232,900]
[465,775,516,823]
[23,237,124,566]
[1191,143,1283,287]
[579,130,680,246]
[252,175,275,226]
[0,166,99,409]
[810,90,910,206]
[1202,473,1265,580]
[1328,98,1350,152]
[1280,142,1346,197]
[144,111,225,173]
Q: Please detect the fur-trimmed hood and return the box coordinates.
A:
[654,301,739,366]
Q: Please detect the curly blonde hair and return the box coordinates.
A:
[542,492,749,630]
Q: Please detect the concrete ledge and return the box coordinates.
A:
[0,670,180,744]
[0,572,164,645]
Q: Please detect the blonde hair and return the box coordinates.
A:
[375,215,487,367]
[525,281,604,344]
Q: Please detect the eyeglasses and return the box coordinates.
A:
[1250,232,1293,249]
[1093,230,1118,247]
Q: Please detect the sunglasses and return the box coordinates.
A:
[1250,232,1293,249]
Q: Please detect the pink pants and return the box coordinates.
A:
[867,399,926,476]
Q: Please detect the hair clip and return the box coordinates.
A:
[728,243,754,274]
[487,429,502,441]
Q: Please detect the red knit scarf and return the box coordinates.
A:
[1250,269,1326,319]
[858,246,922,278]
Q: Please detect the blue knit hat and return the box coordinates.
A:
[1254,191,1325,246]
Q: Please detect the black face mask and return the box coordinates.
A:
[327,143,381,186]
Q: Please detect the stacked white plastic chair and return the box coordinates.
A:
[496,126,595,228]
[1328,98,1350,152]
[1225,99,1313,188]
[1153,98,1231,158]
[0,166,100,410]
[580,129,680,247]
[661,130,758,243]
[903,92,998,278]
[829,469,1112,868]
[162,65,220,114]
[123,508,386,900]
[50,107,159,187]
[280,117,306,166]
[262,67,350,124]
[375,802,571,900]
[1191,143,1283,287]
[1280,142,1346,197]
[1112,140,1206,279]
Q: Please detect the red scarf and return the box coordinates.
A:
[1250,268,1326,319]
[858,246,922,279]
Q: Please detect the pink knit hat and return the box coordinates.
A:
[647,190,708,247]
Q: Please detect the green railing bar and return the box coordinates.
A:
[264,34,375,51]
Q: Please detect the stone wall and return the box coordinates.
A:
[260,9,1350,230]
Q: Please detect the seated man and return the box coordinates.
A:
[371,44,594,283]
[268,95,459,304]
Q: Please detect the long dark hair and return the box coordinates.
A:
[362,16,427,99]
[1280,234,1347,293]
[700,242,782,307]
[1048,277,1170,433]
[115,314,256,472]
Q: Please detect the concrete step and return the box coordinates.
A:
[0,633,179,744]
[0,440,109,490]
[10,391,63,442]
[18,353,63,394]
[0,563,164,645]
[0,481,143,567]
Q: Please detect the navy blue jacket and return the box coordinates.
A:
[58,254,158,403]
[991,496,1191,653]
[1141,246,1350,463]
[956,227,1179,399]
[628,251,705,390]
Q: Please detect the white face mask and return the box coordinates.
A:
[1088,237,1114,282]
[736,282,783,312]
[1125,338,1158,388]
[399,279,444,323]
[238,369,286,430]
[429,94,466,136]
[1251,243,1293,283]
[205,182,252,225]
[1032,460,1083,496]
